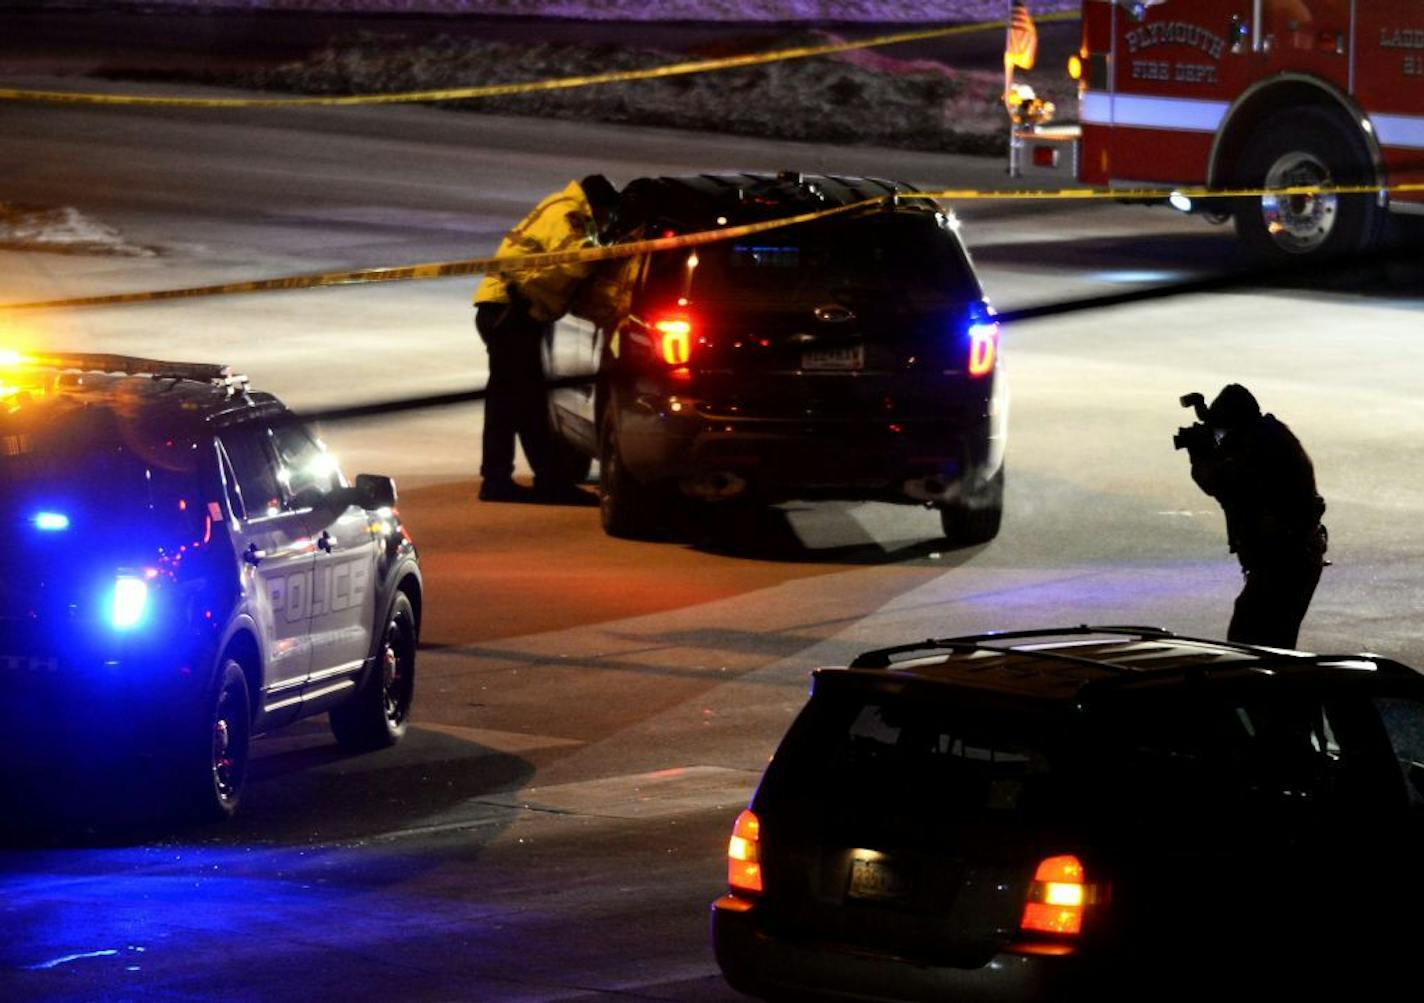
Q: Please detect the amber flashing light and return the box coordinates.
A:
[727,809,763,895]
[1021,854,1086,936]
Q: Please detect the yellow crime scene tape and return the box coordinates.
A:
[0,14,1077,108]
[3,180,1422,313]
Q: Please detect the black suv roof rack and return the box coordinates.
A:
[848,624,1408,687]
[24,352,249,396]
[848,625,1177,672]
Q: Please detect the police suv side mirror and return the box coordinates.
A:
[354,473,397,510]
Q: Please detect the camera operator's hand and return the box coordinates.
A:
[1185,434,1217,464]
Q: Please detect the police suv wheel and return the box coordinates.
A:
[938,467,1004,547]
[1234,109,1383,263]
[599,412,662,539]
[184,660,251,822]
[330,592,417,752]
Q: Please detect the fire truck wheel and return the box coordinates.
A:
[1234,108,1383,262]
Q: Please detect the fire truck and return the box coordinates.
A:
[1013,0,1424,262]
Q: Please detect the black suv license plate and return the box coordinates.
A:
[802,345,865,371]
[847,857,910,901]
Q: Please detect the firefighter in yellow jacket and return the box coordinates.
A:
[474,175,619,503]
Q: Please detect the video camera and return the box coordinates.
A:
[1172,392,1216,452]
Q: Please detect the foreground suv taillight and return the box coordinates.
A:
[967,319,999,378]
[727,809,763,895]
[1020,854,1087,935]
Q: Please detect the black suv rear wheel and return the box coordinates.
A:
[599,411,663,539]
[938,467,1004,546]
[331,592,417,752]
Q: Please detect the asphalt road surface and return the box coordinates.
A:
[2,73,1423,1002]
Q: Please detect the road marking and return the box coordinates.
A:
[364,766,757,843]
[412,721,584,753]
[478,765,759,820]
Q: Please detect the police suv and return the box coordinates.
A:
[0,353,421,820]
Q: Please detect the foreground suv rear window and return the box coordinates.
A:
[764,688,1062,826]
[645,213,981,308]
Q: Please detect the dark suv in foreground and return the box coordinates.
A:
[0,353,421,821]
[545,172,1007,543]
[712,626,1424,1001]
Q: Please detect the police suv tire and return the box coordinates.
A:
[330,592,417,752]
[938,467,1004,547]
[182,660,251,823]
[1234,108,1384,263]
[599,412,661,540]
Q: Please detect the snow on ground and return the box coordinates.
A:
[41,1,1079,24]
[217,28,1074,157]
[0,204,155,257]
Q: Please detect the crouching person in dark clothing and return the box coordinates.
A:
[1187,384,1328,649]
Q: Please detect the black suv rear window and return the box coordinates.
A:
[644,213,980,308]
[764,687,1062,825]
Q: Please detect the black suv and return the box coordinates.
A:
[0,353,421,820]
[545,172,1007,542]
[712,626,1424,1001]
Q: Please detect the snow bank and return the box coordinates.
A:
[42,1,1079,23]
[0,204,155,257]
[215,29,1074,157]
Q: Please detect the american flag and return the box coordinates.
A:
[1005,0,1038,71]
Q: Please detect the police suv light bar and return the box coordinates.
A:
[19,352,248,390]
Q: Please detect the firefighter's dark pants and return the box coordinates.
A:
[1227,548,1325,650]
[475,302,554,485]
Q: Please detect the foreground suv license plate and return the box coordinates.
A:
[848,857,911,901]
[802,344,865,371]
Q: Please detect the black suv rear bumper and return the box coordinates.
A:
[712,896,1088,1003]
[617,398,1005,504]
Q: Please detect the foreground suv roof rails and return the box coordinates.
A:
[848,624,1177,670]
[30,352,250,396]
[1080,652,1412,696]
[941,624,1179,646]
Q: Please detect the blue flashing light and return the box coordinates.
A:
[110,576,149,630]
[33,511,70,531]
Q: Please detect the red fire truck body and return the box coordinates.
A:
[1033,0,1424,259]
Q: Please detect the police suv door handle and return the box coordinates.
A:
[243,542,263,567]
[317,531,335,553]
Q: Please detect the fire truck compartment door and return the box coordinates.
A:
[1259,1,1350,84]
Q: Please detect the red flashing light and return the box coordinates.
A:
[727,809,763,895]
[968,321,999,378]
[655,314,693,366]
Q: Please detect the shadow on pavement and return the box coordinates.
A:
[0,723,534,849]
[683,501,984,566]
[971,226,1424,300]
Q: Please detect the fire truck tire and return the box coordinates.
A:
[1234,109,1383,262]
